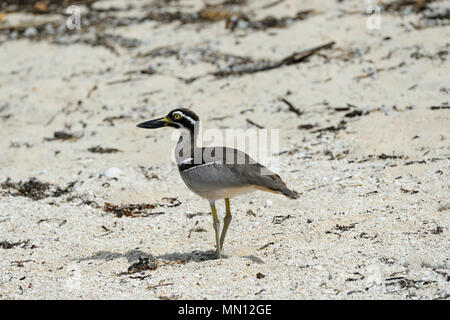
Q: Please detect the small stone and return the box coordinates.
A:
[103,167,123,178]
[24,27,38,37]
[45,23,55,35]
[256,272,265,279]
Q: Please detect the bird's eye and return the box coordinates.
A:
[173,114,181,120]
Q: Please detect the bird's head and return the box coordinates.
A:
[136,108,199,131]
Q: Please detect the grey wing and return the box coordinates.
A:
[221,148,299,199]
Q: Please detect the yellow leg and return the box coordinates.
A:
[220,198,232,251]
[209,200,221,259]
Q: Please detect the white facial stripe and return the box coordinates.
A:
[184,115,196,126]
[173,111,196,126]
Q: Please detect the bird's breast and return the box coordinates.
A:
[178,162,255,200]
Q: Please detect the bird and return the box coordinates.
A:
[137,108,298,259]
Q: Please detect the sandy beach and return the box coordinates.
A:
[0,0,449,299]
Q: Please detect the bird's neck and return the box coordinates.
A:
[175,123,199,164]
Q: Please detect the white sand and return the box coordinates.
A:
[0,0,449,299]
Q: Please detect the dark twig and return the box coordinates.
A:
[148,280,173,290]
[280,98,303,116]
[261,0,285,9]
[257,242,275,250]
[212,41,336,78]
[246,118,264,129]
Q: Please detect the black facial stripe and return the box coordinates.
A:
[180,117,193,129]
[168,122,180,128]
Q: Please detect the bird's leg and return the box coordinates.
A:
[220,198,232,251]
[209,200,221,259]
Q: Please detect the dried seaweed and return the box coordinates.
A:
[437,203,450,212]
[1,178,75,200]
[88,146,121,154]
[212,41,335,78]
[44,131,83,141]
[404,160,426,165]
[226,10,315,31]
[345,110,369,118]
[103,203,165,218]
[144,5,314,31]
[186,212,209,219]
[377,153,404,160]
[326,223,357,236]
[66,194,100,208]
[385,277,436,289]
[297,124,316,130]
[400,187,419,194]
[421,8,450,21]
[345,272,365,282]
[334,223,356,232]
[430,105,450,110]
[355,154,405,163]
[334,107,351,112]
[0,240,34,249]
[138,45,253,67]
[68,33,141,56]
[127,256,157,274]
[430,226,444,234]
[135,41,335,83]
[103,115,131,126]
[311,120,347,134]
[272,215,291,224]
[1,1,98,14]
[159,197,182,207]
[379,1,449,30]
[146,9,225,25]
[103,197,181,218]
[381,0,437,14]
[138,166,159,180]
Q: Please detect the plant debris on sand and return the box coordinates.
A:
[127,256,158,274]
[0,240,34,249]
[0,178,75,200]
[87,146,121,154]
[103,197,181,218]
[212,41,336,78]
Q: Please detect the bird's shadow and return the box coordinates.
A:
[78,249,225,264]
[78,249,150,263]
[157,250,227,262]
